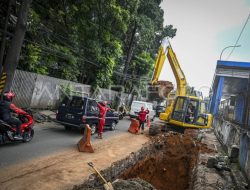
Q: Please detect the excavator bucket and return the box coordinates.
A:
[156,81,174,98]
[148,80,174,101]
[149,38,174,100]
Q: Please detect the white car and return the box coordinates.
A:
[129,101,155,121]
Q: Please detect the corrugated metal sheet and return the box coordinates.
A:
[11,70,37,108]
[234,95,245,124]
[10,70,129,109]
[210,77,224,115]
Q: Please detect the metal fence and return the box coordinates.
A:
[11,70,37,108]
[11,70,129,109]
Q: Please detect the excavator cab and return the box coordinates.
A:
[168,96,212,129]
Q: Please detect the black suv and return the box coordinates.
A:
[56,96,119,134]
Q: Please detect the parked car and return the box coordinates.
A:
[155,105,166,117]
[56,96,119,134]
[129,101,155,121]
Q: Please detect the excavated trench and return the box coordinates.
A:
[74,130,215,190]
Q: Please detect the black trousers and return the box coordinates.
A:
[5,117,22,134]
[139,120,145,131]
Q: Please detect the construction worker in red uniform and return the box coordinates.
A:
[97,101,109,139]
[138,106,149,134]
[0,91,28,140]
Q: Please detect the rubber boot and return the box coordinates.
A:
[96,134,103,139]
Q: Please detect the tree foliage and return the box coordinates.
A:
[12,0,177,89]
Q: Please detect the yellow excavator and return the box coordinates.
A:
[151,38,212,129]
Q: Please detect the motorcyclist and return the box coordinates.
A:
[0,91,27,140]
[119,103,127,115]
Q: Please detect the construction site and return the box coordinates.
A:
[0,120,247,190]
[1,1,250,190]
[1,40,250,190]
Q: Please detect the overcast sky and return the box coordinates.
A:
[159,0,250,96]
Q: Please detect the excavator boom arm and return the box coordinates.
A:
[151,46,167,85]
[150,38,187,96]
[167,45,187,96]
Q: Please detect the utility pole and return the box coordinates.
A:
[121,20,137,86]
[117,20,137,109]
[3,0,32,92]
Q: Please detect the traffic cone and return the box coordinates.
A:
[128,119,140,134]
[77,124,94,153]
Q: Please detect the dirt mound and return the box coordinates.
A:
[80,178,156,190]
[120,131,215,190]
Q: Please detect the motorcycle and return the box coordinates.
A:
[118,111,127,120]
[118,105,127,120]
[0,111,34,144]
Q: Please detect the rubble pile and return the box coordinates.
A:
[32,110,56,123]
[112,178,156,190]
[33,112,48,123]
[79,178,156,190]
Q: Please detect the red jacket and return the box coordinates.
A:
[138,110,149,122]
[97,103,109,119]
[0,100,27,120]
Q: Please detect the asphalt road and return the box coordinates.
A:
[0,119,131,168]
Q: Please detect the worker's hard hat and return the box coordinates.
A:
[3,91,15,102]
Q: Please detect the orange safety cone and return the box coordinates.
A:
[128,119,140,134]
[77,124,94,153]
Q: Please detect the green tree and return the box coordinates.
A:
[11,0,177,95]
[115,0,177,94]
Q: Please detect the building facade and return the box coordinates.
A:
[210,60,250,180]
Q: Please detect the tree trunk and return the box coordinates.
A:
[3,0,32,91]
[0,0,13,75]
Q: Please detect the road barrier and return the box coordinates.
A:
[77,125,94,153]
[128,119,139,134]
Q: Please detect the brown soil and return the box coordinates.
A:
[120,130,216,190]
[0,133,149,190]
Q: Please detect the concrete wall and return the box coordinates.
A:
[213,116,250,181]
[11,70,129,109]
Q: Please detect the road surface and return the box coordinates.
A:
[0,119,131,168]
